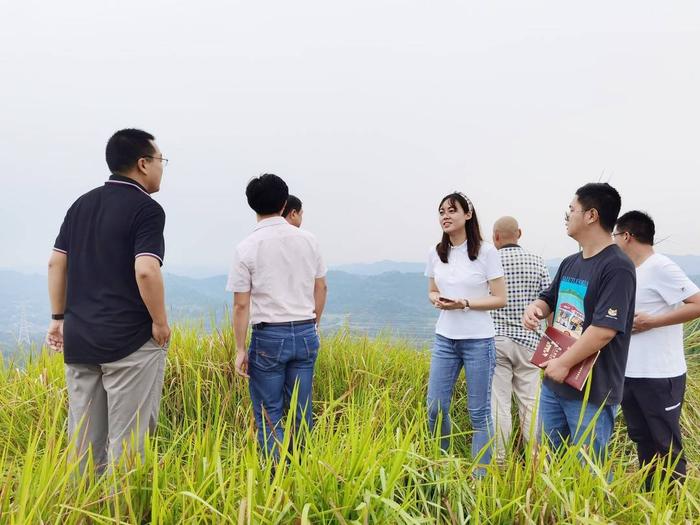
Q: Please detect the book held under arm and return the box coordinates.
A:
[530,326,599,391]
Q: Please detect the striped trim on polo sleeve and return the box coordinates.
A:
[135,252,164,264]
[53,247,68,254]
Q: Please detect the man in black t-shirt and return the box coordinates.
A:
[522,183,635,461]
[46,128,170,474]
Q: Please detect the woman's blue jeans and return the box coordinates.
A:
[427,334,496,469]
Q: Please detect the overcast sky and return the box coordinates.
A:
[2,1,698,276]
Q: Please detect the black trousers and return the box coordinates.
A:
[622,374,687,489]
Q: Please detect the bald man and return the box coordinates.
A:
[490,217,551,460]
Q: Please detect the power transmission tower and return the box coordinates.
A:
[17,303,32,347]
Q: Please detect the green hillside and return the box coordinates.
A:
[0,270,439,353]
[2,322,700,523]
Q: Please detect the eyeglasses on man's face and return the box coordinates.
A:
[612,231,633,239]
[564,208,587,221]
[143,155,169,166]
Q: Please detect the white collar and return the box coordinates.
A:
[451,240,468,252]
[254,216,287,231]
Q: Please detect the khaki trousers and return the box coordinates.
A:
[65,338,166,474]
[491,336,541,459]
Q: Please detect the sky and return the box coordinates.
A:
[1,1,699,276]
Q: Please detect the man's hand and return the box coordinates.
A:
[429,291,441,306]
[315,322,322,343]
[632,312,656,333]
[522,303,544,331]
[135,256,169,348]
[45,320,64,352]
[235,348,249,378]
[152,321,171,348]
[543,356,570,383]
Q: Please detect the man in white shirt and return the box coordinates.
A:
[283,194,303,227]
[613,210,700,489]
[227,174,328,459]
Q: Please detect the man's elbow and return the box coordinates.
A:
[48,252,67,272]
[315,281,328,296]
[233,302,249,324]
[233,302,249,314]
[135,258,162,281]
[135,268,156,281]
[598,328,617,345]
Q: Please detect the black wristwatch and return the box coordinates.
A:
[51,314,64,320]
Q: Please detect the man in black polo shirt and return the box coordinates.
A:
[46,128,170,474]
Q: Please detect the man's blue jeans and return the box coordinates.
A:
[248,322,320,458]
[427,334,496,468]
[539,382,618,462]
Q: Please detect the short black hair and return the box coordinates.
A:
[246,174,289,215]
[282,195,302,217]
[105,129,156,174]
[616,210,655,245]
[575,182,622,233]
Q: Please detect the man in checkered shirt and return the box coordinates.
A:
[490,216,551,459]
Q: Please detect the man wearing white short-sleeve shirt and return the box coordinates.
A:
[613,211,700,489]
[228,174,328,459]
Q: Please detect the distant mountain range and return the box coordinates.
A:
[332,260,425,275]
[334,254,700,278]
[2,253,699,357]
[0,270,438,356]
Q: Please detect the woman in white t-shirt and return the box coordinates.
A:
[425,191,507,475]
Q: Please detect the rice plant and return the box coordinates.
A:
[0,322,698,523]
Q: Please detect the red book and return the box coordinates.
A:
[530,326,599,391]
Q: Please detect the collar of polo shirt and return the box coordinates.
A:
[106,174,151,197]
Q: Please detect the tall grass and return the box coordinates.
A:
[1,324,699,523]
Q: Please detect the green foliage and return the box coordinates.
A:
[1,325,699,523]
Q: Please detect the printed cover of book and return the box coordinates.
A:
[531,277,597,390]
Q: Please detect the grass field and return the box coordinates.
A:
[1,320,700,524]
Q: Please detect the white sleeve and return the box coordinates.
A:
[424,247,436,278]
[484,244,505,280]
[315,239,327,278]
[225,248,252,292]
[655,259,700,306]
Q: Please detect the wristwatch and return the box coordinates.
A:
[462,299,470,311]
[51,314,64,320]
